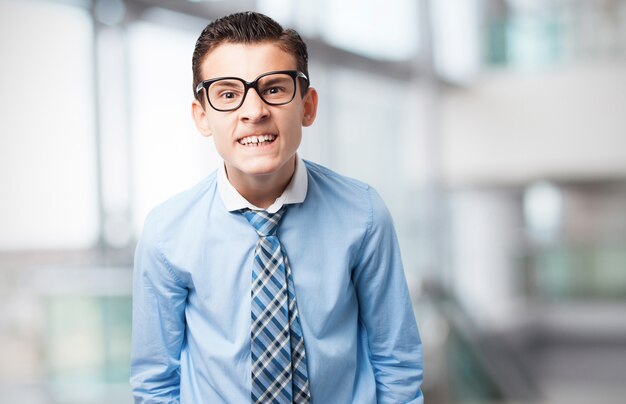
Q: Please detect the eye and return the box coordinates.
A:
[214,89,243,104]
[263,86,287,98]
[209,80,244,104]
[263,86,286,96]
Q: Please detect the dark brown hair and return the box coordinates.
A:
[192,11,309,101]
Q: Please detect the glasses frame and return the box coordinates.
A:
[195,70,309,112]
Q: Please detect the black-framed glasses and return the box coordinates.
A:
[195,70,309,112]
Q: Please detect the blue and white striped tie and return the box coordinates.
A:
[242,208,311,404]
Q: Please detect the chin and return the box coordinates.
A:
[227,154,296,180]
[245,165,283,177]
[244,157,291,173]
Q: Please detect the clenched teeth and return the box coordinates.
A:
[238,134,276,145]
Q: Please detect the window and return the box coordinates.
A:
[0,0,99,250]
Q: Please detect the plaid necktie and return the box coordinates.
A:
[241,208,311,404]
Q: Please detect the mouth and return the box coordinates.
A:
[237,133,277,146]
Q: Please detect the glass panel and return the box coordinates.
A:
[127,18,222,233]
[260,0,419,60]
[431,0,482,83]
[321,0,419,60]
[484,0,626,69]
[325,68,428,277]
[0,0,99,250]
[46,296,133,403]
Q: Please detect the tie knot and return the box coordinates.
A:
[241,208,285,237]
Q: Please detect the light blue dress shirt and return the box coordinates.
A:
[130,158,424,403]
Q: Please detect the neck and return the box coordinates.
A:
[226,158,296,209]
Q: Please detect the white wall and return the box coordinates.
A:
[442,60,626,185]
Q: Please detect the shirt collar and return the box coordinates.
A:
[217,156,308,214]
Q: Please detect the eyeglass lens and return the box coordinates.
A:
[208,73,296,111]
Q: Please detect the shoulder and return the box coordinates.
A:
[141,171,218,237]
[303,159,369,194]
[302,159,392,225]
[134,172,218,286]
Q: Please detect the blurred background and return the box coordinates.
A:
[1,0,625,403]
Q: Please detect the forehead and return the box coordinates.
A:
[200,42,297,81]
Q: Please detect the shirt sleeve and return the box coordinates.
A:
[352,187,424,404]
[130,211,187,404]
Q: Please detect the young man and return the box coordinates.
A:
[131,11,423,404]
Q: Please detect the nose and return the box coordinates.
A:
[239,87,269,122]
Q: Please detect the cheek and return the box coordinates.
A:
[207,123,235,154]
[278,111,305,136]
[207,115,235,138]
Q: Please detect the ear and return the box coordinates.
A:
[301,87,318,127]
[192,98,212,137]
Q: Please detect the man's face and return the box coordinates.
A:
[192,42,317,186]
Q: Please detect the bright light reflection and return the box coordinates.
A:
[0,0,99,250]
[127,20,221,234]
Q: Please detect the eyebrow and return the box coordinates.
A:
[211,80,243,89]
[260,76,290,86]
